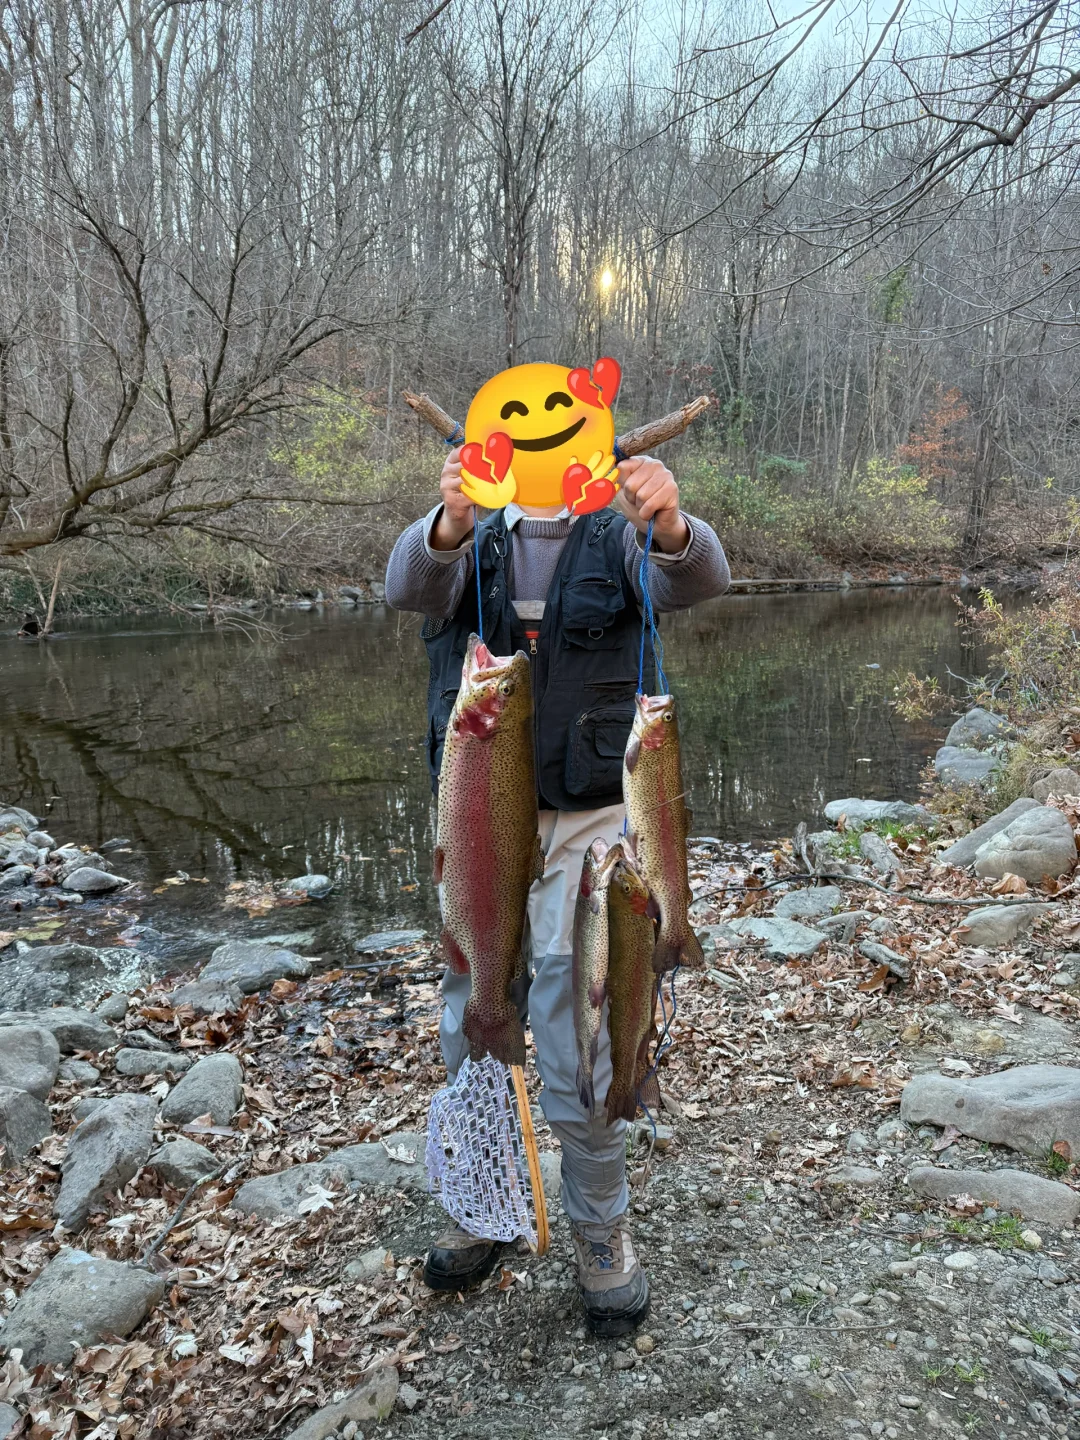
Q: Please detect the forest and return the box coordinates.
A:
[0,0,1078,613]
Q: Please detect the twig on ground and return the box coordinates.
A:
[136,1162,230,1267]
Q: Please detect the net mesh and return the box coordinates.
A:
[425,1053,538,1247]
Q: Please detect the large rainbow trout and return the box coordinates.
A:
[604,845,661,1125]
[572,839,618,1116]
[623,692,705,974]
[434,634,543,1068]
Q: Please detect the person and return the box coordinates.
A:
[385,446,730,1336]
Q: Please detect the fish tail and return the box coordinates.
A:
[576,1062,596,1117]
[463,1000,526,1068]
[605,1084,638,1125]
[681,928,706,971]
[652,924,705,974]
[638,1068,662,1115]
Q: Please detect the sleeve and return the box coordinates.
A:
[624,512,731,613]
[384,505,475,618]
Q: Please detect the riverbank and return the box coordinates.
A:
[3,697,1080,1440]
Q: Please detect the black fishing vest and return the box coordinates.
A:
[421,508,654,811]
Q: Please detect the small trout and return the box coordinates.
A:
[623,691,704,974]
[605,846,661,1125]
[434,634,543,1068]
[572,838,619,1116]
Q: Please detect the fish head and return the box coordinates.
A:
[451,635,532,739]
[579,838,619,902]
[611,850,656,918]
[625,692,678,771]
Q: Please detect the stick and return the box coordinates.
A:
[401,389,713,457]
[511,1063,549,1257]
[135,1161,229,1267]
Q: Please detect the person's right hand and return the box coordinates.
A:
[430,447,476,550]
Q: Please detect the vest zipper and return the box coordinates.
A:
[529,637,537,656]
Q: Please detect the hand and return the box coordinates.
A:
[616,456,690,553]
[430,447,476,551]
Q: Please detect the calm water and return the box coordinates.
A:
[0,591,984,960]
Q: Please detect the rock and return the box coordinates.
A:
[900,1065,1080,1157]
[25,830,54,850]
[0,1024,60,1098]
[94,993,131,1022]
[0,1006,116,1052]
[57,1058,100,1084]
[354,929,427,953]
[846,1130,871,1153]
[397,1382,420,1411]
[940,798,1040,868]
[955,903,1051,948]
[943,1250,978,1271]
[0,1084,52,1163]
[868,915,896,935]
[726,917,826,959]
[818,911,870,945]
[57,1093,157,1230]
[935,746,1000,786]
[1020,1229,1043,1250]
[1009,1336,1036,1356]
[858,940,909,980]
[61,866,125,894]
[1012,1357,1066,1402]
[823,799,930,828]
[335,1133,429,1189]
[773,887,843,921]
[859,831,899,874]
[122,1027,172,1051]
[282,1370,398,1440]
[231,1161,351,1218]
[0,942,150,1011]
[283,874,333,899]
[0,1401,18,1438]
[946,708,1013,750]
[0,1249,164,1366]
[201,940,312,994]
[0,805,37,832]
[902,1000,1075,1067]
[723,1302,753,1322]
[974,805,1077,883]
[1032,767,1080,803]
[149,1136,220,1187]
[160,1052,243,1126]
[343,1245,391,1282]
[896,1395,921,1410]
[114,1047,192,1077]
[825,1165,884,1187]
[877,1118,909,1145]
[169,978,244,1015]
[635,1334,656,1355]
[0,865,33,892]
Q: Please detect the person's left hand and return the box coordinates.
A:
[615,456,690,553]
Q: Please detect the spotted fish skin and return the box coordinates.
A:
[604,848,660,1125]
[572,838,619,1116]
[623,692,704,974]
[433,634,542,1068]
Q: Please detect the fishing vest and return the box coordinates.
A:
[421,508,655,811]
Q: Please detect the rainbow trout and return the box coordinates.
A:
[434,634,543,1068]
[623,692,704,974]
[605,846,661,1125]
[572,839,619,1116]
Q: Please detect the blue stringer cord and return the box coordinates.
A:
[637,516,668,696]
[638,965,681,1139]
[473,508,484,644]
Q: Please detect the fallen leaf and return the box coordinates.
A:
[931,1125,961,1153]
[431,1333,464,1354]
[297,1183,338,1215]
[1053,1139,1072,1162]
[991,872,1029,895]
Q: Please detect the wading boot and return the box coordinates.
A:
[422,1219,500,1292]
[572,1215,650,1338]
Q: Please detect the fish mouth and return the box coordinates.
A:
[637,693,674,716]
[509,417,586,451]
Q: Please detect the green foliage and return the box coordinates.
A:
[269,387,381,501]
[878,266,912,324]
[967,571,1080,716]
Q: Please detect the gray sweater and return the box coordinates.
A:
[385,502,730,620]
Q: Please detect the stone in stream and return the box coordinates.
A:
[200,939,312,994]
[772,886,843,922]
[0,942,150,1012]
[25,829,55,850]
[114,1047,192,1077]
[974,805,1078,884]
[160,1052,243,1126]
[0,1249,164,1366]
[934,745,1000,786]
[858,940,909,980]
[900,1064,1080,1157]
[0,1084,52,1163]
[149,1135,220,1187]
[940,798,1040,868]
[945,707,1014,749]
[1032,766,1080,803]
[955,903,1052,949]
[57,1093,157,1231]
[822,798,930,828]
[61,866,126,894]
[282,873,333,899]
[0,865,33,892]
[0,1006,116,1053]
[169,978,244,1015]
[354,929,427,953]
[282,1369,398,1440]
[906,1166,1080,1227]
[858,830,899,874]
[725,917,826,959]
[0,805,38,833]
[0,1024,60,1099]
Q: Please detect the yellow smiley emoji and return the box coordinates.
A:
[461,359,622,514]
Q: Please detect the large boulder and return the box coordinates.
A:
[0,805,38,833]
[0,1006,115,1053]
[822,799,930,829]
[945,708,1013,750]
[0,866,33,892]
[939,798,1040,868]
[200,940,312,994]
[231,1161,352,1219]
[955,903,1052,949]
[233,1134,430,1217]
[935,746,1000,787]
[57,1094,157,1230]
[0,1249,163,1366]
[0,1025,60,1099]
[900,1064,1080,1157]
[973,805,1077,884]
[900,1001,1074,1068]
[726,917,827,959]
[160,1052,243,1126]
[0,1084,52,1164]
[61,866,125,894]
[907,1166,1080,1227]
[1032,767,1080,803]
[773,886,843,921]
[0,942,150,1011]
[355,929,427,953]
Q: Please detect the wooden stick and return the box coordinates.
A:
[511,1063,549,1256]
[401,388,713,457]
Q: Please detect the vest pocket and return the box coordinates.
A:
[566,700,635,797]
[561,574,625,648]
